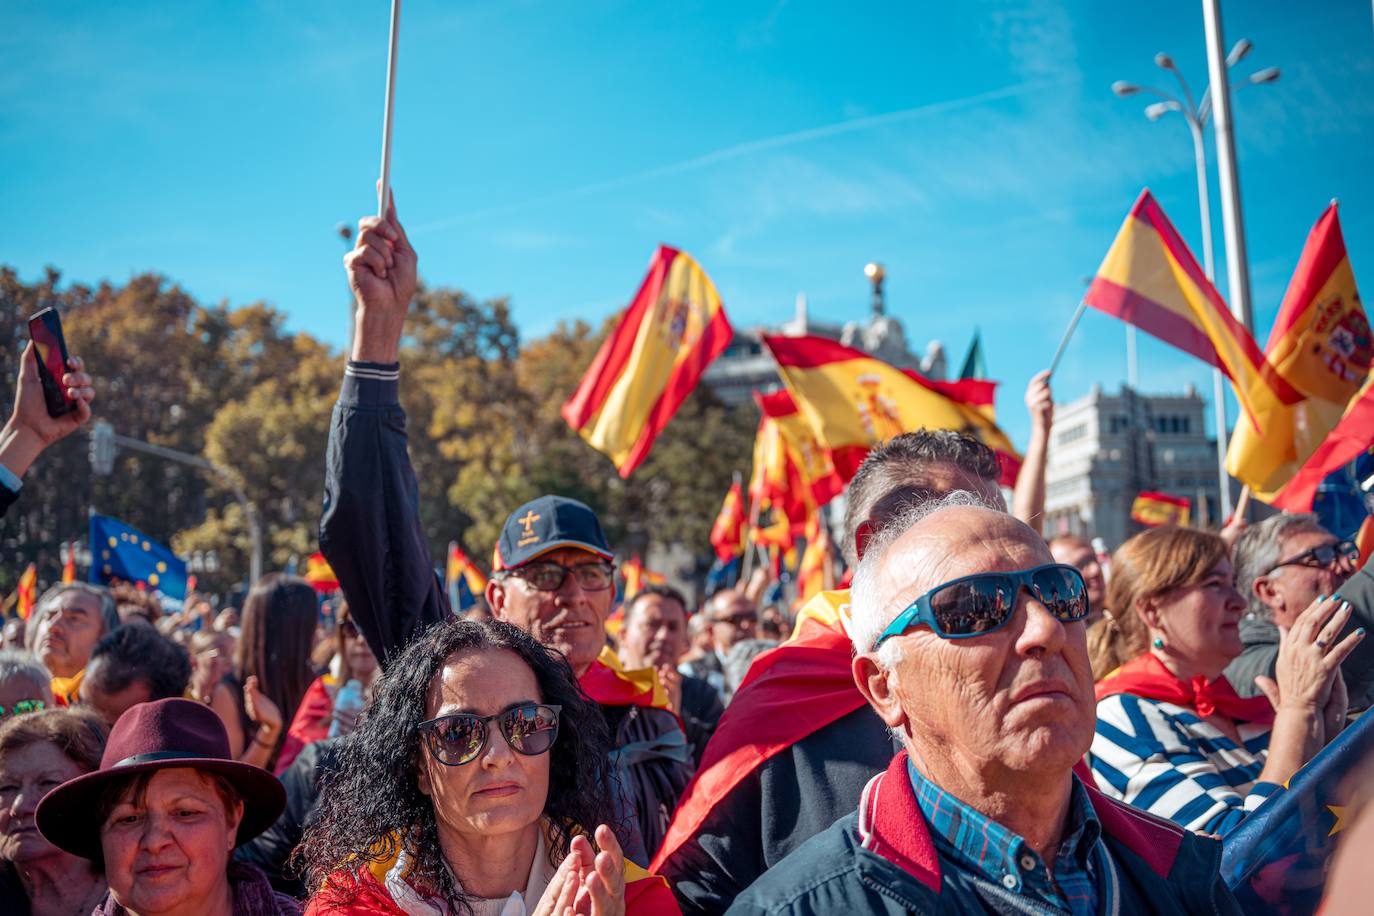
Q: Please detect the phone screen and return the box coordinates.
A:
[27,308,75,417]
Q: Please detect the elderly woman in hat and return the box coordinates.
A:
[36,697,298,916]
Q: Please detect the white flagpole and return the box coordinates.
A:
[378,0,401,218]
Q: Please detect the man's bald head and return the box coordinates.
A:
[841,431,1005,566]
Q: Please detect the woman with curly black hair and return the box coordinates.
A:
[301,619,678,916]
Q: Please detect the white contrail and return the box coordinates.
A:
[410,78,1059,235]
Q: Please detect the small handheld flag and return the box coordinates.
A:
[304,553,340,594]
[446,542,487,611]
[1130,491,1191,527]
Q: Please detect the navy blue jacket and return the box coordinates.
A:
[729,751,1244,915]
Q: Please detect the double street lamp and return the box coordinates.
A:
[1111,40,1279,521]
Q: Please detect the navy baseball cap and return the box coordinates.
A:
[492,495,614,571]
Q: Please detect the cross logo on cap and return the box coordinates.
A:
[518,510,542,546]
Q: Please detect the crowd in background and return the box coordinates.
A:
[1,199,1372,915]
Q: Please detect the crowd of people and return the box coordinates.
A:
[1,198,1372,915]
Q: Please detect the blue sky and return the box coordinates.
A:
[5,0,1372,450]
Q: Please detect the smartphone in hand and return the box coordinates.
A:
[27,307,77,418]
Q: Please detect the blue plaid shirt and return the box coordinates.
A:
[908,760,1104,915]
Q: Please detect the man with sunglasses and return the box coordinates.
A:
[1228,512,1374,712]
[730,494,1242,914]
[320,197,692,866]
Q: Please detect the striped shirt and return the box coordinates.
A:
[1090,692,1282,836]
[908,760,1105,915]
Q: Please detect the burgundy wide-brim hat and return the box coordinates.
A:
[36,697,287,861]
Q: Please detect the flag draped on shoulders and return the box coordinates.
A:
[1226,202,1372,506]
[651,589,864,872]
[562,245,733,478]
[580,646,673,713]
[762,335,1021,486]
[1085,189,1295,425]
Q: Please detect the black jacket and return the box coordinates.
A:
[236,737,343,897]
[0,478,18,520]
[680,673,725,766]
[662,703,898,915]
[318,363,693,864]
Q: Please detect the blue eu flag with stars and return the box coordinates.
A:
[89,515,188,599]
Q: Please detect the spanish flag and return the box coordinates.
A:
[16,564,37,620]
[708,482,746,563]
[747,414,811,548]
[446,542,487,594]
[1227,202,1371,502]
[303,552,340,594]
[562,245,734,478]
[61,544,76,584]
[620,554,664,603]
[580,645,673,713]
[1130,491,1191,528]
[1085,189,1294,425]
[793,512,833,610]
[756,389,846,506]
[762,335,1021,486]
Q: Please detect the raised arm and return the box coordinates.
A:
[319,194,450,667]
[1012,369,1053,536]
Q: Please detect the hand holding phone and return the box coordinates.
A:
[28,308,76,418]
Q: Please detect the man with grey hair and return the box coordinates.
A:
[24,583,119,705]
[731,495,1242,914]
[1225,512,1374,710]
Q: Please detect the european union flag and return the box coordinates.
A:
[1222,708,1374,914]
[89,515,188,600]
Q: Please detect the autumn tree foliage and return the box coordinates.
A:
[0,267,754,596]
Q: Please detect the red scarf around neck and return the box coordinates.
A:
[1096,652,1276,725]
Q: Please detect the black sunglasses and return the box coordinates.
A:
[501,561,615,593]
[418,704,561,766]
[875,564,1090,647]
[1266,540,1359,576]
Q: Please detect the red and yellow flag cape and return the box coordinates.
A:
[651,590,863,871]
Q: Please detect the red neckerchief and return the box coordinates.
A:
[1095,653,1275,725]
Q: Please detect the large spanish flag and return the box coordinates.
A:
[1085,189,1293,425]
[762,335,1021,486]
[756,389,846,506]
[746,413,812,548]
[1227,202,1371,501]
[562,246,734,478]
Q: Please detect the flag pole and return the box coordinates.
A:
[741,493,762,582]
[1048,300,1088,378]
[377,0,401,218]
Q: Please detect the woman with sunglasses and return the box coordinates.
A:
[275,603,378,774]
[1089,526,1363,835]
[302,618,677,915]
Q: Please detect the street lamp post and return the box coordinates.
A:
[1112,40,1279,522]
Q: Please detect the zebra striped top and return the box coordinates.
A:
[1089,692,1282,836]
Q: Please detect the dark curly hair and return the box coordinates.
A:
[299,618,614,911]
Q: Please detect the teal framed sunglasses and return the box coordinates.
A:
[874,563,1089,648]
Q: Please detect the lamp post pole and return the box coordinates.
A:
[1111,42,1279,523]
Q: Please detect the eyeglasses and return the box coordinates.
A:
[418,704,561,766]
[502,561,615,593]
[1266,540,1359,576]
[0,700,44,718]
[874,564,1090,648]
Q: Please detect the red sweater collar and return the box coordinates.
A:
[1095,653,1275,725]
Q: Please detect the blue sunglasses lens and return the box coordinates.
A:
[928,567,1087,636]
